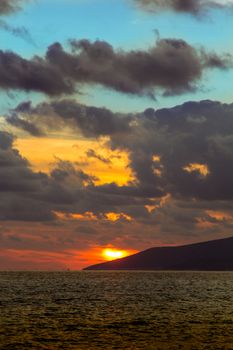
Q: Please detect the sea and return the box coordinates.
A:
[1,271,233,349]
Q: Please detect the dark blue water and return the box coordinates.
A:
[1,271,233,349]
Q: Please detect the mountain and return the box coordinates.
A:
[84,236,233,270]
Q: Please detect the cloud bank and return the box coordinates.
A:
[9,99,233,203]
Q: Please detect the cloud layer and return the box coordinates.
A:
[9,99,233,203]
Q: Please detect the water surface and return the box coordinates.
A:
[1,271,233,349]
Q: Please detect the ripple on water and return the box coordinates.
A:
[0,271,233,349]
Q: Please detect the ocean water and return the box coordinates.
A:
[0,271,233,350]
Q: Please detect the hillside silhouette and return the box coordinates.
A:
[84,236,233,270]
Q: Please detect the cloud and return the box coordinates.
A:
[2,97,233,258]
[0,132,53,221]
[0,20,36,46]
[0,50,74,96]
[52,38,231,97]
[8,99,233,205]
[110,100,233,201]
[0,0,27,15]
[7,99,132,137]
[0,131,148,222]
[2,98,233,255]
[0,130,14,149]
[86,149,112,164]
[0,38,231,97]
[0,132,82,220]
[133,0,233,15]
[0,126,158,228]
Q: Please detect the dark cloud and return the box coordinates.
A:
[133,0,233,15]
[0,131,53,220]
[201,50,233,70]
[0,38,231,97]
[50,159,97,186]
[54,38,231,97]
[6,113,43,136]
[8,99,132,138]
[0,130,14,149]
[110,100,233,201]
[0,50,74,96]
[8,99,233,205]
[0,0,25,15]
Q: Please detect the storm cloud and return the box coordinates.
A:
[0,38,231,97]
[9,99,233,204]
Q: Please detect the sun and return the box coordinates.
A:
[102,248,128,261]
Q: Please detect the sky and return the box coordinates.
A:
[1,0,233,270]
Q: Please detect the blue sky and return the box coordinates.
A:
[1,0,233,112]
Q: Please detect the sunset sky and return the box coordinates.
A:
[1,0,233,270]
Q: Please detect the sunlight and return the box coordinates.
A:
[15,136,134,186]
[102,248,128,261]
[183,163,210,177]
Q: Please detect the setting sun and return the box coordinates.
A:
[102,248,129,261]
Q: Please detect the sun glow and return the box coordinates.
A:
[102,248,128,261]
[15,136,134,186]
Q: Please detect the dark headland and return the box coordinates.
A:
[84,236,233,270]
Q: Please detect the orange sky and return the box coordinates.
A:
[0,247,138,270]
[15,136,134,186]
